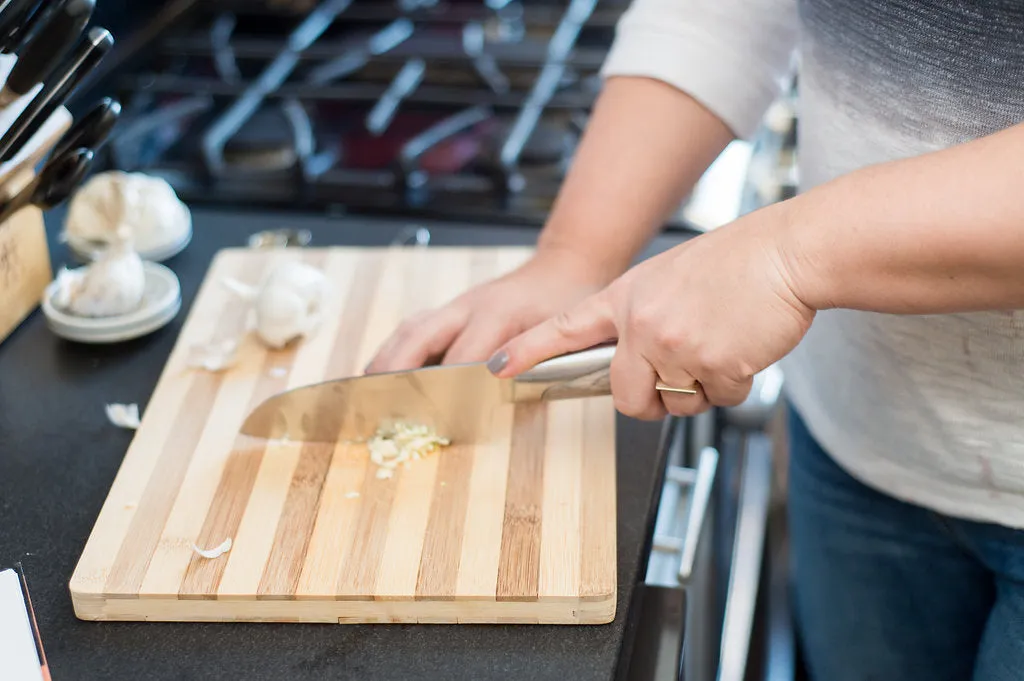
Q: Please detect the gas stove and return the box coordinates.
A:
[73,0,724,232]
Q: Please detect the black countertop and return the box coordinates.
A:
[0,207,686,681]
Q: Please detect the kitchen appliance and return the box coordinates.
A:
[74,0,725,234]
[70,245,619,624]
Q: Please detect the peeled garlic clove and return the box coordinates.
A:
[253,286,311,349]
[250,261,326,349]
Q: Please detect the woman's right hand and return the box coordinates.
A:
[364,247,615,374]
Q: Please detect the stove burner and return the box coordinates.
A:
[95,0,699,233]
[222,106,298,171]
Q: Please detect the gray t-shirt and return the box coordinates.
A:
[602,0,1024,527]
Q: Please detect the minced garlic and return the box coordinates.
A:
[366,421,450,477]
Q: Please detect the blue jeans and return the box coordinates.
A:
[786,406,1024,681]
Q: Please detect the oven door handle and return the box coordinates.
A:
[651,445,719,582]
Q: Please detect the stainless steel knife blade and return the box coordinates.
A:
[238,345,615,443]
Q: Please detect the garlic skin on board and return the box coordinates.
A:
[63,171,191,252]
[51,227,146,317]
[223,260,327,349]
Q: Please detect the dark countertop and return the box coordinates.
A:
[0,207,686,681]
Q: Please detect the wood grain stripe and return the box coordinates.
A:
[178,444,264,600]
[256,442,334,598]
[496,402,547,602]
[103,371,224,597]
[292,253,385,598]
[415,443,474,600]
[580,396,616,601]
[179,252,329,599]
[178,350,298,598]
[538,400,583,605]
[334,249,413,598]
[216,440,302,598]
[454,404,512,601]
[325,252,383,378]
[138,362,265,597]
[375,451,440,600]
[100,254,265,597]
[295,442,369,598]
[335,467,399,598]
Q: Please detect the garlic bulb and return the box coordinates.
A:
[224,260,326,349]
[51,231,145,317]
[64,171,191,252]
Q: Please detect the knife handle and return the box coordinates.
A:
[0,26,111,163]
[5,0,95,100]
[511,344,614,402]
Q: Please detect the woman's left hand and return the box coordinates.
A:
[488,211,817,419]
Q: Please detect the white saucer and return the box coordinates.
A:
[66,223,193,264]
[41,262,182,344]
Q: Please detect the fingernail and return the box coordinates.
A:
[487,351,508,375]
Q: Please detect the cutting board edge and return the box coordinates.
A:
[70,589,617,625]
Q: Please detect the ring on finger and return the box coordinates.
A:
[655,380,700,395]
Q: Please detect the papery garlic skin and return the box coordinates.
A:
[52,238,145,317]
[64,171,191,253]
[225,260,326,349]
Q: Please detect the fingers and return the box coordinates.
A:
[490,291,617,377]
[365,306,468,374]
[653,364,710,417]
[441,315,524,365]
[699,374,753,408]
[608,334,666,421]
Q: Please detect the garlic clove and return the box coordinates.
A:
[52,241,146,318]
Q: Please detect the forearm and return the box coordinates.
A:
[536,76,734,279]
[783,121,1024,314]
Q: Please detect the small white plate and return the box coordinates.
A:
[41,262,182,344]
[66,223,193,264]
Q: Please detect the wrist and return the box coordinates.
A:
[534,233,630,287]
[771,195,839,312]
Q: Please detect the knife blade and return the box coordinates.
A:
[238,345,615,443]
[0,0,95,107]
[0,26,111,163]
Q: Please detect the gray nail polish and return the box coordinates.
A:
[487,351,509,374]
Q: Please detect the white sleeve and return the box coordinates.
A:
[600,0,799,140]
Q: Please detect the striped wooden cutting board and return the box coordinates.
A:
[69,246,617,624]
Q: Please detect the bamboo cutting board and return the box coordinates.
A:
[69,246,617,624]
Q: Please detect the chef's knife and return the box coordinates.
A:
[0,145,91,222]
[0,26,111,162]
[0,0,95,107]
[50,95,118,158]
[239,345,618,443]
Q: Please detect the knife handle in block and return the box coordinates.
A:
[510,344,614,402]
[0,105,72,199]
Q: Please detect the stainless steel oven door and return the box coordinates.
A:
[621,366,783,681]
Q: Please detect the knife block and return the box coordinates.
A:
[0,201,51,346]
